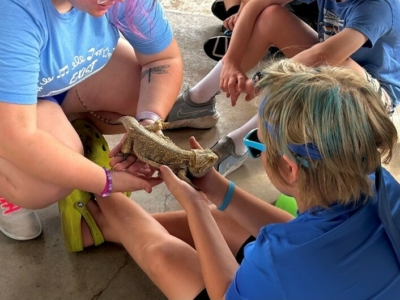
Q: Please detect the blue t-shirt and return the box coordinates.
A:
[0,0,172,104]
[226,168,400,300]
[298,0,400,106]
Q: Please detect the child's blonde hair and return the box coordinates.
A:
[256,60,398,208]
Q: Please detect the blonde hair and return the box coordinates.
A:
[256,60,397,208]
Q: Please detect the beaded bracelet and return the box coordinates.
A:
[100,168,113,197]
[217,181,235,211]
[136,111,162,122]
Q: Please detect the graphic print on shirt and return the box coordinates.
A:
[320,8,343,42]
[38,46,114,97]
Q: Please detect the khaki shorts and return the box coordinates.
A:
[365,71,394,116]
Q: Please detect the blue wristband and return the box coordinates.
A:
[217,181,235,211]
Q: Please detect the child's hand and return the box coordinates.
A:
[160,165,209,210]
[187,137,220,191]
[220,60,247,106]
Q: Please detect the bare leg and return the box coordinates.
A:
[240,5,319,70]
[0,101,82,208]
[82,194,251,299]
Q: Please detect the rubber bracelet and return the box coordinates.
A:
[136,111,161,122]
[100,168,113,197]
[217,181,235,211]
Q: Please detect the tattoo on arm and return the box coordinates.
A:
[141,65,170,83]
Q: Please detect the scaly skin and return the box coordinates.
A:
[76,91,219,188]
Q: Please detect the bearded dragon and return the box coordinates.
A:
[75,90,219,188]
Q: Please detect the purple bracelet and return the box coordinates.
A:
[100,168,113,197]
[136,111,161,122]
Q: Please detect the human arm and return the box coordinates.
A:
[160,165,237,300]
[223,0,251,31]
[291,28,368,76]
[134,38,183,121]
[191,137,293,236]
[220,0,290,101]
[0,103,162,209]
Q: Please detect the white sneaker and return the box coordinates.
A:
[0,196,42,240]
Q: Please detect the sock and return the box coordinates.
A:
[226,5,239,18]
[189,61,223,104]
[227,114,258,156]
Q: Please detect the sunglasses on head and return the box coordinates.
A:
[243,128,266,158]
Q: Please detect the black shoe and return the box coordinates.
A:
[211,0,228,21]
[211,0,240,21]
[203,36,231,61]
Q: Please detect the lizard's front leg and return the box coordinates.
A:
[119,137,134,160]
[144,120,164,133]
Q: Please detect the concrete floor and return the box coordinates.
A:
[2,4,400,300]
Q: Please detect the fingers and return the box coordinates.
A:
[159,165,182,193]
[135,176,163,193]
[189,136,203,150]
[109,133,127,158]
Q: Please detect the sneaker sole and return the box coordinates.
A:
[166,113,220,130]
[220,155,247,177]
[0,213,42,241]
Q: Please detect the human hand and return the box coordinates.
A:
[109,120,159,177]
[244,78,258,101]
[159,165,209,210]
[223,13,240,31]
[220,60,247,106]
[110,169,163,194]
[187,136,221,193]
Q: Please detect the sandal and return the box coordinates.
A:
[58,190,103,252]
[59,119,130,252]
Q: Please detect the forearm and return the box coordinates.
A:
[136,45,183,120]
[1,128,105,194]
[186,202,238,300]
[200,172,293,236]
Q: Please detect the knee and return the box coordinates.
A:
[255,5,289,29]
[141,238,183,279]
[10,186,73,210]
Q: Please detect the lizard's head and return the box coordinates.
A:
[188,149,219,177]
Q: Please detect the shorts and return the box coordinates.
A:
[38,90,69,106]
[194,236,256,300]
[365,71,395,116]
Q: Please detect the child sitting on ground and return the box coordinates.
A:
[89,59,400,299]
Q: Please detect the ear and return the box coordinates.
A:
[279,155,299,185]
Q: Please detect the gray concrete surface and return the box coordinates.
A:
[2,3,400,300]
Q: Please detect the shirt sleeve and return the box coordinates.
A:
[0,1,42,104]
[225,237,285,300]
[345,0,393,47]
[112,0,173,55]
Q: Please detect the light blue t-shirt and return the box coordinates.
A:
[298,0,400,106]
[226,168,400,299]
[0,0,173,104]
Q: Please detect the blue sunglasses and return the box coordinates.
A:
[243,128,266,158]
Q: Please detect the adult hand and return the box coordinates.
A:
[109,119,159,177]
[223,13,240,31]
[110,169,163,194]
[220,60,247,106]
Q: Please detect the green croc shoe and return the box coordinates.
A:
[275,194,298,217]
[58,190,104,252]
[72,119,131,198]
